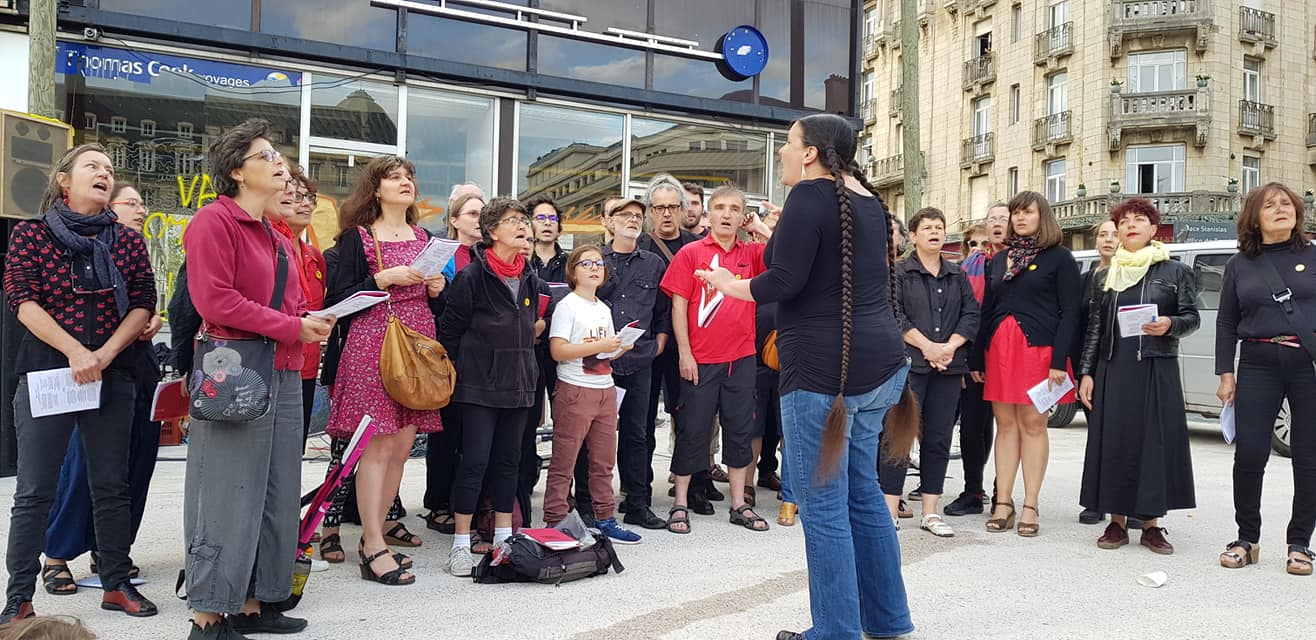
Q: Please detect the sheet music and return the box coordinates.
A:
[411,237,462,277]
[1026,375,1074,415]
[1220,403,1236,444]
[1117,304,1159,338]
[308,291,390,319]
[599,324,645,359]
[27,368,101,418]
[697,254,725,328]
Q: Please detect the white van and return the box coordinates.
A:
[1052,240,1293,457]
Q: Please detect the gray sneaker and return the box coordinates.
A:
[445,546,475,577]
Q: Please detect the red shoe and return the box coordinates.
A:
[1140,527,1175,555]
[1097,521,1129,549]
[101,583,159,617]
[1,596,34,624]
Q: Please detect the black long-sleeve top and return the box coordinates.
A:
[599,245,671,376]
[1215,242,1316,374]
[896,255,979,375]
[747,179,905,396]
[970,245,1082,371]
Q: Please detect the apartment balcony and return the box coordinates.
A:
[863,35,878,60]
[1107,87,1210,150]
[1305,113,1315,166]
[1237,100,1275,142]
[1034,22,1074,69]
[876,19,901,50]
[889,87,903,119]
[871,153,907,188]
[860,99,878,124]
[1052,191,1239,229]
[960,133,994,173]
[1238,7,1277,56]
[1032,111,1072,155]
[953,0,997,19]
[1107,0,1211,59]
[962,52,995,95]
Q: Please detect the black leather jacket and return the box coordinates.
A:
[1079,259,1200,376]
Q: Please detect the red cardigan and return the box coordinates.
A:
[273,219,328,380]
[183,196,307,372]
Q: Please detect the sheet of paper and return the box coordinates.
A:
[1116,304,1159,338]
[411,237,462,277]
[75,576,146,590]
[27,368,101,418]
[309,290,389,319]
[1220,402,1236,444]
[615,387,627,414]
[697,254,724,328]
[1026,375,1074,415]
[599,324,645,359]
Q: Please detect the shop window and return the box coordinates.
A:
[652,0,758,103]
[311,78,399,146]
[260,0,395,50]
[404,88,495,237]
[631,116,768,196]
[98,0,251,30]
[517,103,624,243]
[111,116,127,133]
[407,11,528,72]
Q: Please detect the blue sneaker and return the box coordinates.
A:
[595,517,642,545]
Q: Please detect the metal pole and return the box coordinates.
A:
[27,0,59,119]
[898,0,922,218]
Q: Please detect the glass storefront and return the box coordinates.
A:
[517,103,625,246]
[406,90,497,233]
[630,117,767,197]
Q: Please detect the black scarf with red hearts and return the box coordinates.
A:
[43,202,130,316]
[1002,235,1041,281]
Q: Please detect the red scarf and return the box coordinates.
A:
[485,247,526,279]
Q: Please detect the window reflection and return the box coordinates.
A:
[631,117,767,195]
[261,0,397,51]
[653,0,756,101]
[310,78,399,145]
[517,103,624,243]
[407,13,528,72]
[98,0,251,30]
[802,0,851,111]
[406,89,497,236]
[756,0,791,104]
[538,37,644,89]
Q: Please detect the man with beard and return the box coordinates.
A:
[682,182,705,235]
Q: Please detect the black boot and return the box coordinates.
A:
[188,617,251,640]
[228,602,308,635]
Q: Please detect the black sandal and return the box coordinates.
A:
[422,510,456,535]
[89,553,140,579]
[667,506,691,535]
[42,563,78,596]
[357,538,412,570]
[319,533,346,564]
[358,549,415,586]
[730,504,770,532]
[383,522,422,548]
[1287,545,1314,576]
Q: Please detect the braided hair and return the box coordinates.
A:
[797,115,922,478]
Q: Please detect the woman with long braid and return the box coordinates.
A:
[698,113,919,640]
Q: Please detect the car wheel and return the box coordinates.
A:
[1047,402,1077,428]
[1272,400,1292,458]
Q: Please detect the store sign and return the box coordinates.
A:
[55,42,301,88]
[1175,222,1234,242]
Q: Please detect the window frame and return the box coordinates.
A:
[1044,158,1066,203]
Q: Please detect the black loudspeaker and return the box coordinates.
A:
[2,110,73,220]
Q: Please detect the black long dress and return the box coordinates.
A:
[1080,284,1196,518]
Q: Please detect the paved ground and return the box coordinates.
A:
[1,415,1311,639]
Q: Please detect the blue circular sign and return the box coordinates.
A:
[716,25,769,81]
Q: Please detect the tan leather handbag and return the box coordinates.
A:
[762,329,780,371]
[371,229,455,410]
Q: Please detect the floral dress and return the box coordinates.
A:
[326,226,443,438]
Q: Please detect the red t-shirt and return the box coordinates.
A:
[660,235,765,364]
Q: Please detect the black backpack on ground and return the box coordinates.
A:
[472,531,624,586]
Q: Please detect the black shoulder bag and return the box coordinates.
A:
[1257,257,1316,362]
[187,222,291,423]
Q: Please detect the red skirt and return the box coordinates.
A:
[984,315,1076,406]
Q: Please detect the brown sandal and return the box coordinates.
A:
[985,501,1015,533]
[777,502,798,527]
[384,522,423,548]
[744,486,757,507]
[1017,504,1040,537]
[1287,545,1313,576]
[319,533,346,564]
[1220,540,1260,568]
[730,504,770,532]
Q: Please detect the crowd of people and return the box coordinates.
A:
[1,112,1312,640]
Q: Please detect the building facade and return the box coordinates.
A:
[860,0,1316,246]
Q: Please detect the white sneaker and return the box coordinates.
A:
[445,546,475,577]
[309,558,330,573]
[921,514,955,538]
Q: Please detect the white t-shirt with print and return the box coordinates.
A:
[549,291,616,389]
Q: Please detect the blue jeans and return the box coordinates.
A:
[781,364,913,640]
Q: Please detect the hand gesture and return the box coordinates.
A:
[695,266,735,293]
[375,266,425,289]
[760,201,782,217]
[299,315,335,343]
[1142,315,1172,337]
[1078,375,1095,410]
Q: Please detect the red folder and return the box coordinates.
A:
[538,293,551,319]
[150,379,189,421]
[520,527,581,550]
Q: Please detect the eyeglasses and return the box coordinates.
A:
[242,148,283,164]
[611,211,644,221]
[967,240,982,248]
[110,198,146,209]
[292,191,317,204]
[651,204,682,215]
[576,259,606,270]
[985,217,1010,225]
[498,217,532,228]
[534,214,559,223]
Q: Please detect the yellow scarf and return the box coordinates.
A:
[1104,240,1170,292]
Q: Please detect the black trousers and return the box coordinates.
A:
[672,357,756,475]
[517,351,557,522]
[7,370,136,600]
[423,403,464,513]
[300,378,316,448]
[452,403,528,515]
[958,377,995,495]
[755,380,781,475]
[1233,342,1316,547]
[880,372,961,496]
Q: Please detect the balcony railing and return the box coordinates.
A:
[860,99,878,123]
[863,34,878,59]
[871,153,906,188]
[1108,0,1211,58]
[962,52,996,92]
[1238,7,1277,47]
[1052,191,1238,227]
[1033,111,1073,150]
[890,87,903,118]
[1034,22,1074,66]
[1237,100,1275,140]
[1307,113,1316,147]
[960,133,994,168]
[1108,88,1211,149]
